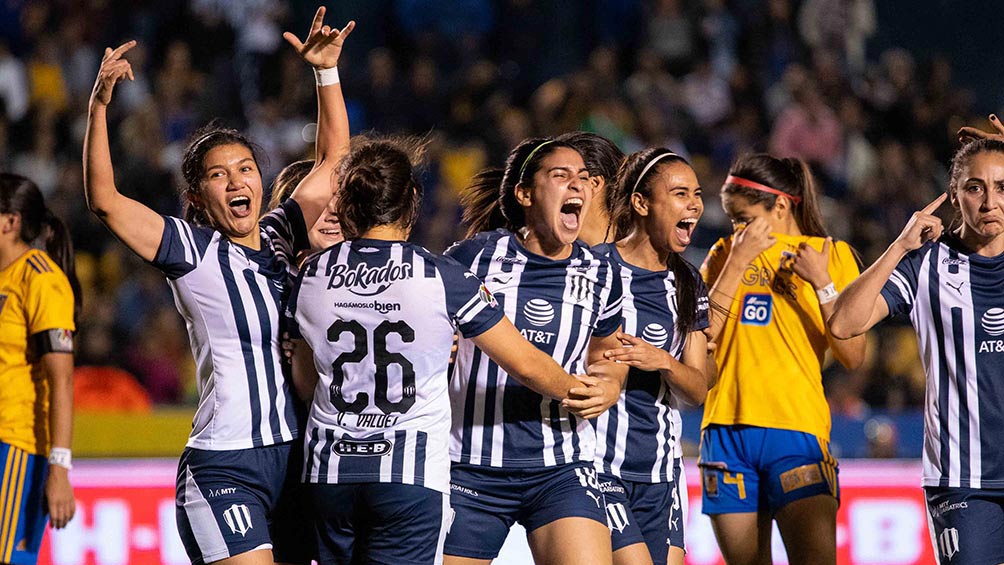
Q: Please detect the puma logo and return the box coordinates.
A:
[491,276,512,284]
[586,490,602,508]
[946,280,965,295]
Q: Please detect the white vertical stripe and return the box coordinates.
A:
[379,431,394,484]
[435,493,451,565]
[403,430,417,485]
[651,382,671,482]
[913,250,943,486]
[955,259,982,488]
[489,242,521,466]
[183,467,229,561]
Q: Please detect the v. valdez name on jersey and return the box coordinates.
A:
[327,259,413,296]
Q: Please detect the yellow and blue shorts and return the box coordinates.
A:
[0,441,49,565]
[699,425,839,516]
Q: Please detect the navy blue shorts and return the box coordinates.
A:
[926,487,1004,565]
[668,457,687,550]
[0,441,48,565]
[444,462,607,559]
[175,441,315,565]
[311,482,450,565]
[700,425,839,516]
[601,474,673,565]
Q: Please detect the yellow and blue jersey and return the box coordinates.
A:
[0,249,75,456]
[700,233,859,440]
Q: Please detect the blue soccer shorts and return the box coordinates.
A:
[699,425,839,516]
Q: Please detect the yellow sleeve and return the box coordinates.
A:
[700,237,731,286]
[829,240,861,292]
[25,270,76,334]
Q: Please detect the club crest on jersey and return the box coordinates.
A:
[327,260,413,296]
[568,274,593,303]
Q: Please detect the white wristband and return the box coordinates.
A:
[816,282,838,305]
[49,447,72,470]
[314,66,339,87]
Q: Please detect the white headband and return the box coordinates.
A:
[631,152,679,193]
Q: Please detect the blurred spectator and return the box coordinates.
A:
[0,40,29,123]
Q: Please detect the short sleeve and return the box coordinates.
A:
[25,270,75,334]
[262,198,310,266]
[880,246,926,318]
[594,260,623,337]
[829,240,862,291]
[444,231,495,269]
[437,256,504,339]
[152,216,213,279]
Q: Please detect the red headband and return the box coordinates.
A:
[725,175,802,205]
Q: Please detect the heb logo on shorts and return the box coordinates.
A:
[740,294,773,326]
[333,438,392,457]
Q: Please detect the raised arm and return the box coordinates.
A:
[830,193,947,339]
[703,218,775,341]
[83,41,165,261]
[282,6,355,226]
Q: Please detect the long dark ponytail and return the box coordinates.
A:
[610,148,699,338]
[0,173,82,319]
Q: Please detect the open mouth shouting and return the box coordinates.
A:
[228,195,253,218]
[560,197,584,231]
[675,217,698,246]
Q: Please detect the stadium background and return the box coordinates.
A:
[1,0,1000,563]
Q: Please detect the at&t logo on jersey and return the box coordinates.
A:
[327,260,413,296]
[641,323,668,348]
[521,299,556,345]
[741,294,773,326]
[978,308,1004,353]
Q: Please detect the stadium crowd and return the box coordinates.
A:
[0,0,971,427]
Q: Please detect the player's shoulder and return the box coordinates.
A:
[18,250,69,286]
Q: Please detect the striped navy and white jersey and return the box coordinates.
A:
[287,239,504,494]
[880,233,1004,489]
[591,244,710,483]
[445,229,624,468]
[152,199,308,451]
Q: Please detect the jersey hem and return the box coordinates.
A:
[701,418,829,441]
[185,431,299,451]
[449,452,593,468]
[306,474,448,494]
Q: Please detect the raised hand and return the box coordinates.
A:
[283,6,355,69]
[893,193,948,253]
[958,114,1004,145]
[90,40,136,107]
[731,217,775,265]
[602,331,671,373]
[790,237,833,290]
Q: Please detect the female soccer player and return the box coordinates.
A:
[444,137,626,565]
[556,131,625,246]
[591,149,711,565]
[0,173,79,565]
[700,154,866,565]
[287,137,609,565]
[83,8,352,565]
[830,138,1004,565]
